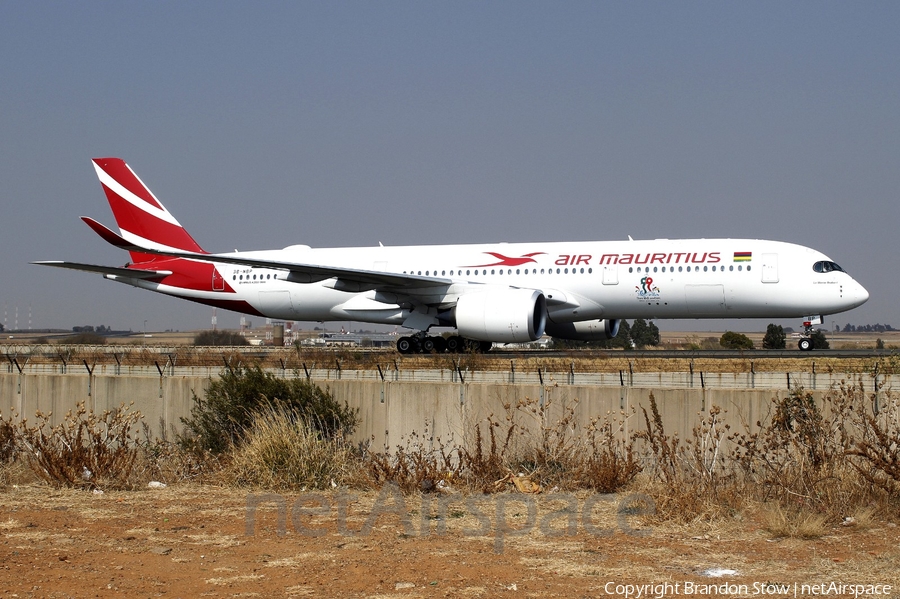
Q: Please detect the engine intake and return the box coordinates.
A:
[455,289,547,343]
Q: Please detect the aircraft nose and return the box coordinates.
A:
[848,279,869,308]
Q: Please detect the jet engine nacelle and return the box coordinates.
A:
[544,318,621,341]
[455,289,547,343]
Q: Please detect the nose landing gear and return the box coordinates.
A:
[797,315,824,351]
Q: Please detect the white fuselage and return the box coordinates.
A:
[124,238,868,326]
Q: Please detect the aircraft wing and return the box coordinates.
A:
[32,261,173,280]
[80,216,452,290]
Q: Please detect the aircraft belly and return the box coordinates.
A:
[684,284,727,316]
[257,290,295,320]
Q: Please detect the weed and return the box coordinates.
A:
[16,401,142,489]
[846,386,900,494]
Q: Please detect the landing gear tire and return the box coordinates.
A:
[798,338,813,351]
[397,337,414,354]
[432,336,447,353]
[479,341,493,353]
[446,336,464,353]
[421,337,436,353]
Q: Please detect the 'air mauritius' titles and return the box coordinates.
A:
[466,251,725,268]
[555,252,722,266]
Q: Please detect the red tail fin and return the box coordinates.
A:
[92,158,206,263]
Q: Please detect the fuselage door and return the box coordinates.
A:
[761,253,779,283]
[212,267,225,291]
[602,265,618,285]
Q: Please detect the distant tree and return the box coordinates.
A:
[876,338,885,350]
[630,318,660,348]
[193,330,249,346]
[762,324,786,350]
[60,332,107,345]
[810,329,829,350]
[720,331,754,350]
[0,322,4,333]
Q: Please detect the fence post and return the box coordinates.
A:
[537,367,545,407]
[750,359,755,389]
[873,363,880,414]
[154,360,165,398]
[377,364,385,403]
[811,361,816,390]
[83,360,94,398]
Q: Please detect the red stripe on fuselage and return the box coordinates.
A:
[132,258,234,293]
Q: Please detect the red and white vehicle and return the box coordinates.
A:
[36,158,869,352]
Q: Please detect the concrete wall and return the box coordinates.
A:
[1,371,833,449]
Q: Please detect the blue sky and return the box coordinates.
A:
[2,2,898,333]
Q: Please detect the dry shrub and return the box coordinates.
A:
[846,386,900,494]
[0,413,20,487]
[366,429,464,494]
[634,383,896,526]
[572,414,642,492]
[634,394,742,521]
[459,419,513,491]
[134,421,225,485]
[363,396,640,495]
[481,396,640,492]
[16,402,142,489]
[0,414,17,464]
[227,405,356,490]
[731,386,868,520]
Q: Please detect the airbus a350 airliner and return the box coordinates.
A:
[36,158,869,352]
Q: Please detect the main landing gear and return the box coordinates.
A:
[396,333,492,354]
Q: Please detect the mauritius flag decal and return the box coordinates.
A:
[733,252,752,262]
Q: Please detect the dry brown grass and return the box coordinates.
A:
[759,502,829,539]
[225,405,357,490]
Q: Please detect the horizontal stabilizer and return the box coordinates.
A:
[81,216,146,252]
[32,261,172,280]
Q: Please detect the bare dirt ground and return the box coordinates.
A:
[0,483,897,598]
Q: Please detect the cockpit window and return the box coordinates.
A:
[813,261,845,273]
